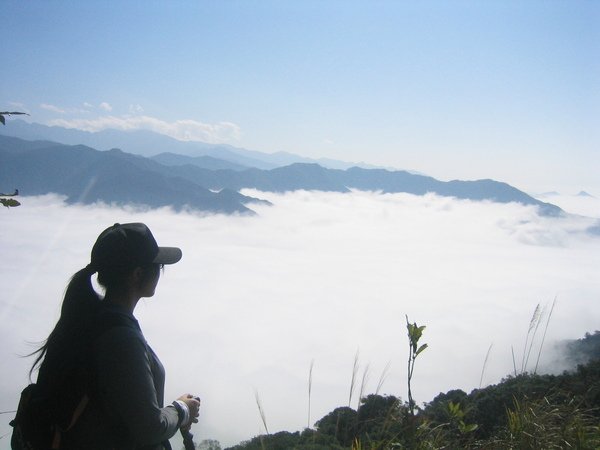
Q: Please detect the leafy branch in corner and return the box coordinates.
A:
[1,111,27,207]
[0,189,20,208]
[0,111,29,125]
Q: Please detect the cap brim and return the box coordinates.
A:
[153,246,182,265]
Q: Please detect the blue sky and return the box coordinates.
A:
[2,1,598,193]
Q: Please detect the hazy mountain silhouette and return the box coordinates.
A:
[165,163,563,216]
[0,135,263,214]
[1,135,563,216]
[1,120,378,170]
[577,191,595,198]
[151,152,249,171]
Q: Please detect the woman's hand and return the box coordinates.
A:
[177,394,201,430]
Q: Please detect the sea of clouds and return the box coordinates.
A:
[1,190,599,448]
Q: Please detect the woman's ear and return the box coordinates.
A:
[131,266,144,287]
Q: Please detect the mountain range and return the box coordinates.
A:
[0,127,563,216]
[0,120,379,170]
[0,135,265,214]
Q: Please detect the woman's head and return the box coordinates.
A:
[91,223,181,296]
[91,223,181,272]
[30,223,181,377]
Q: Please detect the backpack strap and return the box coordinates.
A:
[65,394,90,431]
[51,394,89,449]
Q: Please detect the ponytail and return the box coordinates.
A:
[29,267,101,379]
[59,266,101,323]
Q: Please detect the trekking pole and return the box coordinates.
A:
[181,395,200,450]
[181,428,195,450]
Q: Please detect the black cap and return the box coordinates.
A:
[90,223,182,270]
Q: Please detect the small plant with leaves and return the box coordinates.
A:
[446,401,478,435]
[406,315,427,417]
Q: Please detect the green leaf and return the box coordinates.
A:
[415,343,428,357]
[0,198,20,207]
[462,423,478,433]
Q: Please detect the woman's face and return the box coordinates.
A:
[138,264,161,298]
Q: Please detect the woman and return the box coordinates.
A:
[29,222,199,449]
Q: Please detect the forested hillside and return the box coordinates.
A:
[224,332,600,450]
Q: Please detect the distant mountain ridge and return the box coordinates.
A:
[165,163,563,216]
[0,135,265,214]
[0,135,563,216]
[0,120,379,170]
[151,152,249,171]
[577,191,595,198]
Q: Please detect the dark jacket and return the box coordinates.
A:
[37,303,180,449]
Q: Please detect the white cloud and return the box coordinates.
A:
[129,104,145,114]
[40,103,66,114]
[5,102,31,116]
[99,102,113,112]
[40,103,91,115]
[534,192,600,218]
[1,192,598,447]
[8,101,28,110]
[83,102,94,109]
[48,115,242,144]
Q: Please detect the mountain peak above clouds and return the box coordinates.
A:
[577,191,595,198]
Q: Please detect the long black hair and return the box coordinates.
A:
[29,262,162,379]
[29,266,100,380]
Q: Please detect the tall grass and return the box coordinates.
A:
[521,303,541,373]
[357,364,370,411]
[254,390,269,435]
[513,298,558,375]
[234,306,592,450]
[479,343,493,389]
[348,349,360,407]
[307,359,314,429]
[500,395,600,449]
[375,361,391,395]
[534,296,557,374]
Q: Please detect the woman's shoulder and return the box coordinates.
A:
[93,323,149,365]
[96,301,140,329]
[94,305,144,345]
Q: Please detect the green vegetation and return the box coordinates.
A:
[224,331,600,450]
[406,316,427,418]
[0,189,20,208]
[0,112,25,207]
